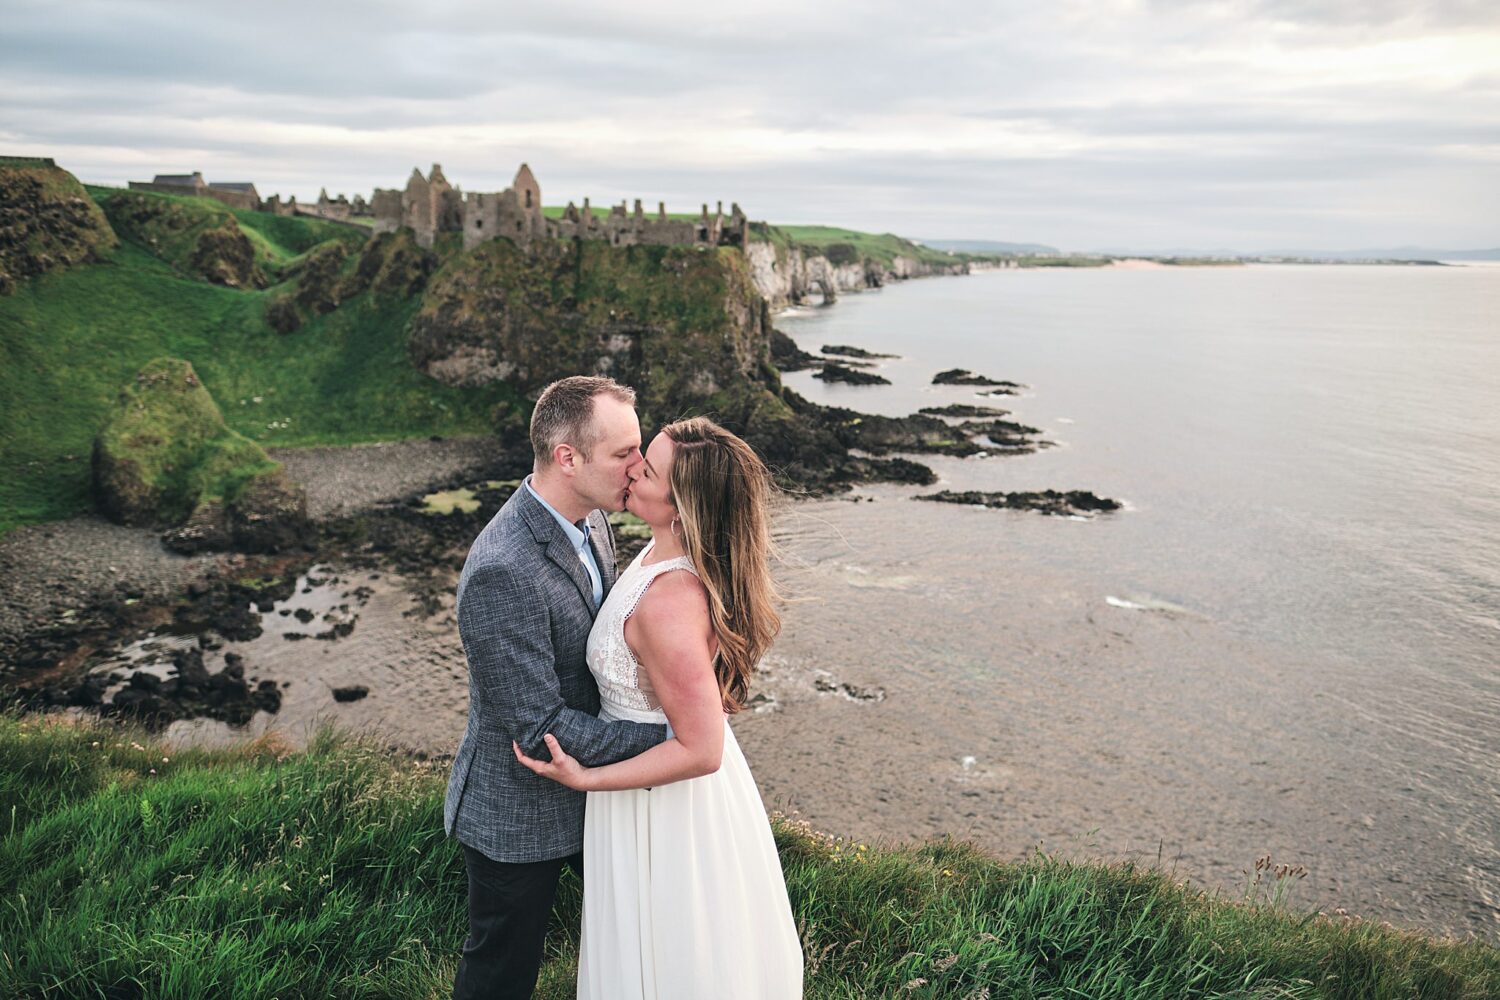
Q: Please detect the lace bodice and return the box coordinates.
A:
[586,541,698,722]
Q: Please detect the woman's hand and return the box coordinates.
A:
[513,734,593,791]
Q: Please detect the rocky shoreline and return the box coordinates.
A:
[1,350,1117,743]
[0,437,517,725]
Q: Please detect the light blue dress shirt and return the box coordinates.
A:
[526,480,604,608]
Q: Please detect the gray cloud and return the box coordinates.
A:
[1,0,1496,249]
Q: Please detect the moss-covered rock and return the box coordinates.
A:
[92,359,306,550]
[0,159,117,295]
[99,191,266,289]
[341,229,436,300]
[263,240,354,333]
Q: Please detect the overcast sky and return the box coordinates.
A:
[3,0,1497,250]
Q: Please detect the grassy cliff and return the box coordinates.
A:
[753,222,966,270]
[2,714,1495,998]
[408,238,772,417]
[0,182,518,536]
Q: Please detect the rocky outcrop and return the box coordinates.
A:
[0,159,117,295]
[813,363,891,386]
[745,242,967,312]
[100,191,266,289]
[932,368,1024,389]
[409,239,771,419]
[916,490,1121,517]
[92,358,307,551]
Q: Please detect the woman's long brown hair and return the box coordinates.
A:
[663,417,781,713]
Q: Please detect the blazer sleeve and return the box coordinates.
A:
[457,561,666,766]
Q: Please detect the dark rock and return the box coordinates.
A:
[161,499,232,553]
[128,670,161,692]
[227,468,309,553]
[958,418,1045,449]
[67,674,109,707]
[821,344,898,359]
[932,368,1025,388]
[812,363,891,386]
[918,404,1010,418]
[769,329,820,372]
[916,489,1122,517]
[332,684,369,703]
[833,410,983,457]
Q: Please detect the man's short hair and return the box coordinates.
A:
[530,376,637,466]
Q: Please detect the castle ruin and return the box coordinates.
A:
[128,162,749,254]
[371,163,748,253]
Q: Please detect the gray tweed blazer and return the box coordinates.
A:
[443,478,667,863]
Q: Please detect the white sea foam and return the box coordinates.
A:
[1106,594,1193,614]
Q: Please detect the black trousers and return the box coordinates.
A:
[452,844,584,1000]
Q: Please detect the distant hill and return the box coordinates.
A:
[1090,245,1500,262]
[918,238,1060,255]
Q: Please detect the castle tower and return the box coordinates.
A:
[512,163,542,238]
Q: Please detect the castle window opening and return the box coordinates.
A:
[475,220,483,229]
[525,190,533,209]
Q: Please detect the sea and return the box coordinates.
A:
[759,262,1500,941]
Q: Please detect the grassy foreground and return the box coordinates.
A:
[2,715,1495,998]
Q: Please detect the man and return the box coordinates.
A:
[446,375,668,1000]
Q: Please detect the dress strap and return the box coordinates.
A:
[621,553,699,624]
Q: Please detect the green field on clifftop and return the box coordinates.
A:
[0,190,516,535]
[752,221,965,269]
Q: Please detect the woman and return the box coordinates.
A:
[514,416,803,999]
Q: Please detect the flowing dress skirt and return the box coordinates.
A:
[579,713,803,1000]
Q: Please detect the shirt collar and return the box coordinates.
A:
[525,478,591,553]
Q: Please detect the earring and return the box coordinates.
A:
[670,515,680,536]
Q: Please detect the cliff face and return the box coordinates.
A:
[409,239,773,421]
[745,242,967,312]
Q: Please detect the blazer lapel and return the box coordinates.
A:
[517,478,597,613]
[545,534,597,611]
[589,512,618,598]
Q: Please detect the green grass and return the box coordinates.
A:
[0,234,518,536]
[2,714,1495,998]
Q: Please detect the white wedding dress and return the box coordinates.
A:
[578,541,803,999]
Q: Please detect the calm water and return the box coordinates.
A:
[766,263,1500,939]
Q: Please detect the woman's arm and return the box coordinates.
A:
[514,569,723,791]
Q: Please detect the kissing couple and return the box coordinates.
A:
[444,375,803,999]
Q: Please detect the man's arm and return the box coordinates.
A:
[458,562,665,766]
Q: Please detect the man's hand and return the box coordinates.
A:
[513,734,592,791]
